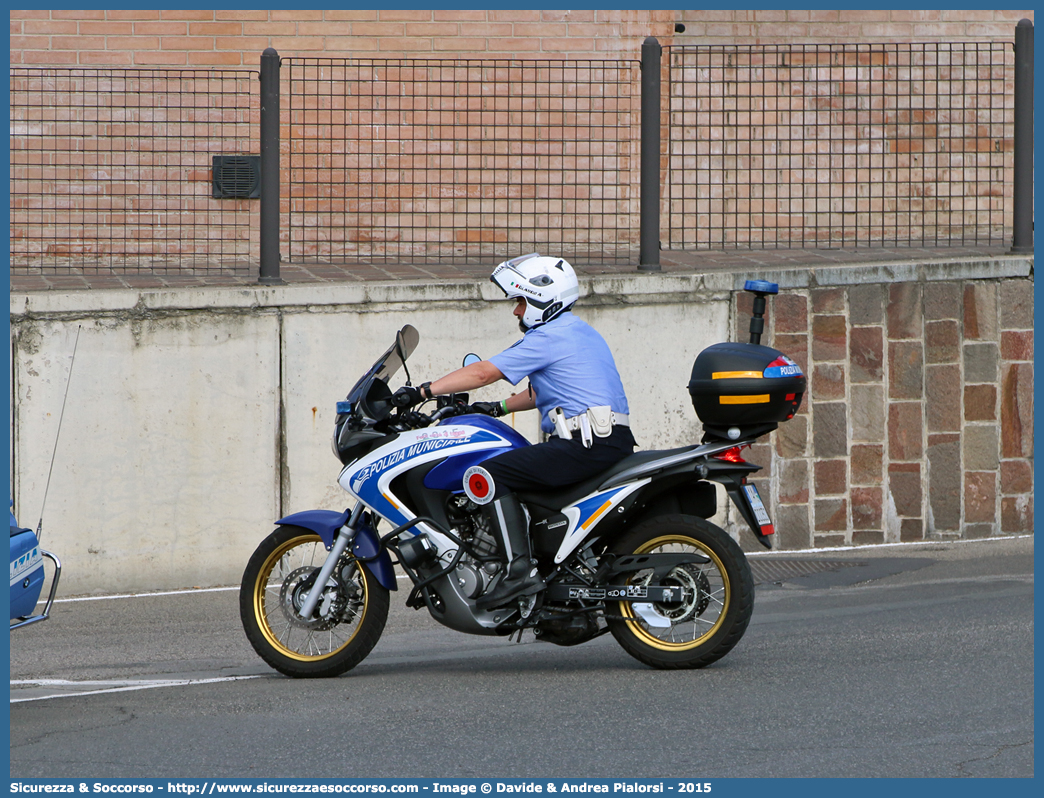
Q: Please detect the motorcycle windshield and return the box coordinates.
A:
[345,324,420,405]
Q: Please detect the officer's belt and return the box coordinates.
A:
[560,411,629,430]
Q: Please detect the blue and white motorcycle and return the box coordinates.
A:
[240,282,805,676]
[11,326,77,632]
[10,503,62,631]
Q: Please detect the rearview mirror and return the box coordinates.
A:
[395,325,419,362]
[462,353,481,368]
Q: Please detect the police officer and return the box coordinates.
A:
[393,254,635,609]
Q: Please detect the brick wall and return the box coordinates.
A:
[673,9,1031,43]
[664,41,1016,249]
[10,10,1031,67]
[9,10,1034,268]
[9,10,676,65]
[739,273,1033,549]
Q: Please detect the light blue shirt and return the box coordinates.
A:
[489,312,630,434]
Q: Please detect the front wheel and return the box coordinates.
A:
[240,525,390,678]
[606,514,754,670]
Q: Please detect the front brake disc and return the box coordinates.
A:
[280,567,349,631]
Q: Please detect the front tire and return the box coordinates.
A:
[606,514,753,670]
[240,525,390,678]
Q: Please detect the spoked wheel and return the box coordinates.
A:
[240,525,389,678]
[606,514,754,670]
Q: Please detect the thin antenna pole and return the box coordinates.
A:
[36,325,81,542]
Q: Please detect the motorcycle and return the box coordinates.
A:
[10,502,62,630]
[11,326,77,631]
[240,279,805,676]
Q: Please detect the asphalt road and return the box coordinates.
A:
[9,536,1034,779]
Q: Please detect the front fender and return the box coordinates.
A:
[277,509,351,548]
[276,508,397,591]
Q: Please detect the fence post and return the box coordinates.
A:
[639,36,662,271]
[259,47,284,285]
[1010,20,1034,254]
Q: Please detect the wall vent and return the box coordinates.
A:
[212,155,261,199]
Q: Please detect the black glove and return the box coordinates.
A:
[471,401,505,418]
[391,385,424,408]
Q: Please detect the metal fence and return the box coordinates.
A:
[9,67,258,274]
[283,57,641,265]
[664,42,1015,249]
[8,33,1030,278]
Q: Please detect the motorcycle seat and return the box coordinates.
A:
[517,445,697,512]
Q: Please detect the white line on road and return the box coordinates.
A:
[52,586,239,602]
[10,675,263,704]
[48,573,415,604]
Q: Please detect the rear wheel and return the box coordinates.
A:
[606,514,753,670]
[240,525,389,678]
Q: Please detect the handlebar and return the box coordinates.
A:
[429,404,461,422]
[390,392,480,431]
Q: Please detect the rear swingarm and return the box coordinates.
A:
[545,583,690,604]
[598,551,709,581]
[546,552,709,605]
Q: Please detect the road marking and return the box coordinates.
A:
[52,586,239,603]
[10,675,262,704]
[49,573,414,604]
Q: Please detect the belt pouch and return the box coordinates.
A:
[587,406,613,437]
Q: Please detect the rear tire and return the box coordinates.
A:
[240,525,389,678]
[606,514,753,670]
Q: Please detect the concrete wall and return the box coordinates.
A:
[10,275,730,595]
[10,257,1032,594]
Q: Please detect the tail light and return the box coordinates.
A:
[714,446,749,464]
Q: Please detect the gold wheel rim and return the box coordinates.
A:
[253,534,368,662]
[618,533,730,652]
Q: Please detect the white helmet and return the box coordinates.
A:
[490,253,580,330]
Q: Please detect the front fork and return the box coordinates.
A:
[297,503,365,620]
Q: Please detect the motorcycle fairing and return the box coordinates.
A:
[554,478,651,564]
[275,508,397,590]
[423,414,530,491]
[339,423,516,539]
[439,413,531,448]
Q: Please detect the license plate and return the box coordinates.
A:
[742,483,774,535]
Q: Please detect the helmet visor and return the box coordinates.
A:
[491,263,554,308]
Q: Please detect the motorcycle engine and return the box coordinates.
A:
[446,495,501,599]
[534,613,601,646]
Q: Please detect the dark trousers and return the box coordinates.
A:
[483,426,636,498]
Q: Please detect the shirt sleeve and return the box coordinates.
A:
[488,329,555,386]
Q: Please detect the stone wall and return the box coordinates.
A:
[740,271,1034,549]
